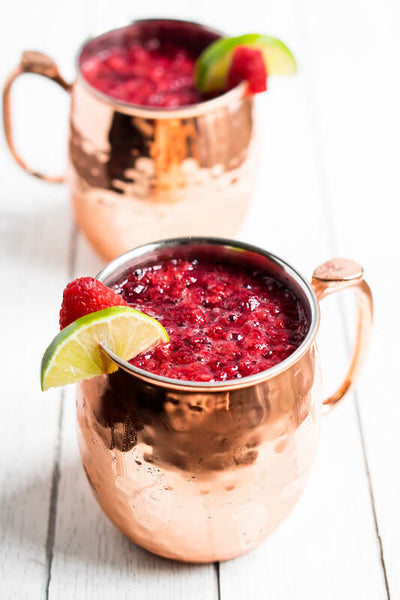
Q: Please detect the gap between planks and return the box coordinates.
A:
[44,396,64,600]
[214,562,221,600]
[43,225,78,599]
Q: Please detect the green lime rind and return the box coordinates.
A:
[40,306,169,391]
[195,34,297,93]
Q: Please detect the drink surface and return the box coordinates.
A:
[115,258,309,381]
[80,39,204,107]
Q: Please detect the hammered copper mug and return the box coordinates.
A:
[76,237,373,563]
[3,19,256,260]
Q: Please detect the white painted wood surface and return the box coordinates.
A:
[0,0,398,598]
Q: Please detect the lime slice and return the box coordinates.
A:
[195,34,297,93]
[40,306,169,391]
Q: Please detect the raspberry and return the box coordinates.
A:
[227,46,267,94]
[59,277,128,329]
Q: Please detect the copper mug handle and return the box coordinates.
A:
[311,258,373,412]
[2,51,71,183]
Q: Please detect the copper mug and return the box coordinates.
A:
[76,237,373,563]
[3,20,256,260]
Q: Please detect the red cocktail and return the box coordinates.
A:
[73,237,372,562]
[4,20,298,259]
[78,19,222,109]
[4,21,271,258]
[115,257,309,381]
[38,240,372,562]
[81,38,204,107]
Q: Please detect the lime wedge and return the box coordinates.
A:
[195,34,297,93]
[40,306,169,391]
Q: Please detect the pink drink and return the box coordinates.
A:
[81,40,203,107]
[115,258,309,381]
[79,21,221,108]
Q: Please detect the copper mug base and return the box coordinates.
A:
[77,368,322,562]
[76,238,373,563]
[3,20,256,261]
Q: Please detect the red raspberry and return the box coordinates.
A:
[59,277,127,329]
[227,46,267,94]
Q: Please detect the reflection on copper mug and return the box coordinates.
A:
[76,238,373,562]
[3,20,256,260]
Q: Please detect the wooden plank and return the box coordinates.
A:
[0,172,72,600]
[84,0,205,34]
[300,0,400,596]
[194,0,388,598]
[0,2,91,598]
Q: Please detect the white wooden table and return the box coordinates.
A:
[1,1,399,598]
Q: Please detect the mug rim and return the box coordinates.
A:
[74,17,248,119]
[96,236,320,392]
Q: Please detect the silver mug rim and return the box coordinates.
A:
[96,236,320,392]
[74,17,248,119]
